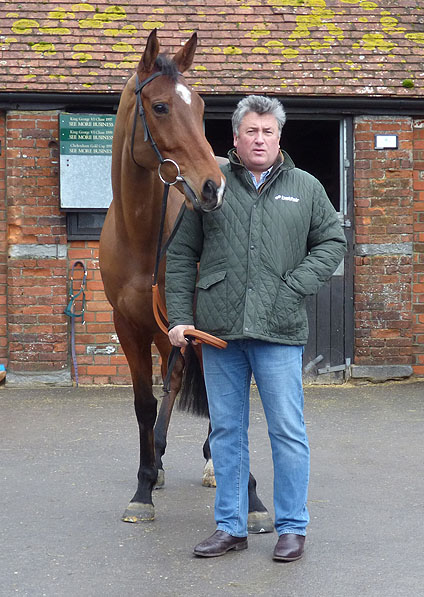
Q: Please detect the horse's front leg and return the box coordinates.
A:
[122,378,158,522]
[114,312,158,523]
[246,473,274,534]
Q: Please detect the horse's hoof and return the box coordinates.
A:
[202,474,216,488]
[154,469,165,490]
[202,459,216,487]
[248,511,274,534]
[121,502,155,523]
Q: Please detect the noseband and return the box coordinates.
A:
[130,71,202,212]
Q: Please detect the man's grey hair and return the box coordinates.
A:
[232,95,286,137]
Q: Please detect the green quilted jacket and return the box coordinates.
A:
[165,150,347,345]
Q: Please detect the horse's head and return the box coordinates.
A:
[128,30,225,213]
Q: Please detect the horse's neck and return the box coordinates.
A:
[113,150,164,252]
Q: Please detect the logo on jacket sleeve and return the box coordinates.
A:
[275,194,300,202]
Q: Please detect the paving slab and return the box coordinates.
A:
[1,381,423,597]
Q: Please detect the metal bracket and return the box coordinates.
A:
[317,358,351,376]
[303,354,324,373]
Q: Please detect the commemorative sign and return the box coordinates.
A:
[60,114,116,210]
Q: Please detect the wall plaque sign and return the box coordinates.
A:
[374,134,398,150]
[60,113,116,210]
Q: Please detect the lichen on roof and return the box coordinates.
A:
[0,0,423,97]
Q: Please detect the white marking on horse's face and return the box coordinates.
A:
[216,177,226,207]
[175,82,192,105]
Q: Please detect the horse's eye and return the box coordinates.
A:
[153,103,169,115]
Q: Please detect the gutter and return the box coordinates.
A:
[0,91,423,116]
[0,92,121,112]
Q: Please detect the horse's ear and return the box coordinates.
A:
[173,33,197,73]
[138,29,160,75]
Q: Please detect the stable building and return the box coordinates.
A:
[1,1,424,385]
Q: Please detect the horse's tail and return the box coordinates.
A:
[177,343,209,418]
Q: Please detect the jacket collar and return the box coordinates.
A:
[227,148,295,175]
[226,149,295,193]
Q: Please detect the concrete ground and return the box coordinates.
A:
[1,381,423,597]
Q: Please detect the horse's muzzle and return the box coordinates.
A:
[181,177,225,213]
[200,178,225,213]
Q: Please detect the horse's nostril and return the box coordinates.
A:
[202,179,218,200]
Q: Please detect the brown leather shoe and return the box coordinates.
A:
[273,533,305,561]
[193,530,248,557]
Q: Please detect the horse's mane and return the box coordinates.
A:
[155,54,179,80]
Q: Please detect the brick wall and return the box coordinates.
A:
[66,241,132,385]
[1,109,423,384]
[354,116,414,368]
[1,110,163,385]
[65,241,163,384]
[5,111,69,375]
[3,111,110,381]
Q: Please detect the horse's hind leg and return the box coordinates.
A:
[152,331,184,488]
[202,423,216,487]
[203,427,274,534]
[114,311,158,523]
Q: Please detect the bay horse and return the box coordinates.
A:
[99,29,273,533]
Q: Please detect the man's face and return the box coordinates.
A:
[234,111,281,175]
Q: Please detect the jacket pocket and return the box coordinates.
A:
[195,270,227,333]
[268,276,307,338]
[196,270,227,290]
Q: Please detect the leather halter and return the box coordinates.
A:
[129,69,227,373]
[130,71,202,212]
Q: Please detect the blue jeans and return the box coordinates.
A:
[202,340,310,538]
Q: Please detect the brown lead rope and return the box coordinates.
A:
[152,284,227,349]
[160,318,228,393]
[150,191,227,393]
[151,202,227,392]
[181,329,227,350]
[153,281,227,391]
[149,172,227,352]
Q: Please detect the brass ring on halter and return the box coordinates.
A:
[158,159,182,185]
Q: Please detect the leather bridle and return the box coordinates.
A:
[129,70,227,392]
[130,71,203,212]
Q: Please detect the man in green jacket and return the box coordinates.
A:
[166,95,347,561]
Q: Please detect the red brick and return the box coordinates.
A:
[86,365,117,376]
